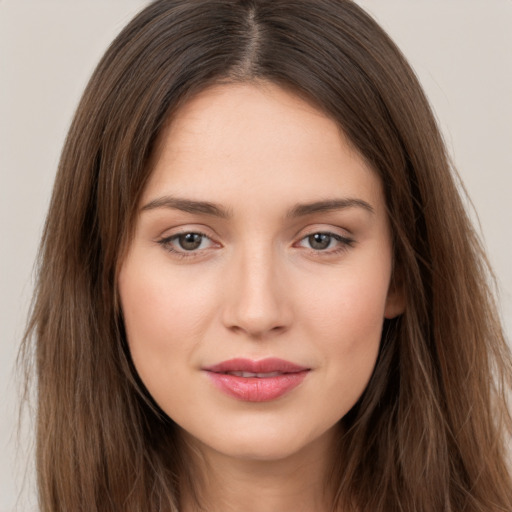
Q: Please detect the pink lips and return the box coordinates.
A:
[203,358,309,402]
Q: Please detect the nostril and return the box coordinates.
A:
[226,320,289,339]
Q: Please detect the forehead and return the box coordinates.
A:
[143,82,383,212]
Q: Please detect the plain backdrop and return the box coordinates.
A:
[1,1,511,510]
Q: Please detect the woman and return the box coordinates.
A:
[21,0,512,511]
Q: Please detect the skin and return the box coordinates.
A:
[119,82,403,512]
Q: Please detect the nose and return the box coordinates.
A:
[221,245,292,339]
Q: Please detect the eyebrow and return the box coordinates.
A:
[141,196,231,218]
[141,196,374,218]
[286,198,374,217]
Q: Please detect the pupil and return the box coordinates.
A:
[309,233,331,250]
[179,233,202,250]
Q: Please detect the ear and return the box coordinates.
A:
[384,271,405,319]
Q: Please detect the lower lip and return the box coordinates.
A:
[206,371,309,402]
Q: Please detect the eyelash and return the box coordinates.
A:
[157,231,214,259]
[157,231,355,259]
[295,232,355,255]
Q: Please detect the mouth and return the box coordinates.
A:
[220,371,285,378]
[203,358,310,402]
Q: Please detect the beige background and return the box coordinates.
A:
[1,1,511,510]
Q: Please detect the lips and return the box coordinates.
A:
[203,358,310,402]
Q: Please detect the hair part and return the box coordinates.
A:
[21,1,512,511]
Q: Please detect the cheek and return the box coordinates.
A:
[318,291,384,378]
[303,258,391,342]
[298,258,391,401]
[118,259,216,388]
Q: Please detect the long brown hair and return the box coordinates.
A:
[21,1,512,510]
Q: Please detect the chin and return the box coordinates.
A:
[181,421,337,465]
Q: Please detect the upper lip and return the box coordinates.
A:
[203,358,309,374]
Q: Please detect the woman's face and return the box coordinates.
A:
[119,82,403,462]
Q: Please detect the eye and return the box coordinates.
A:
[297,232,354,252]
[158,231,216,255]
[305,233,334,250]
[175,233,206,251]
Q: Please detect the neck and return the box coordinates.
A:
[180,430,337,512]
